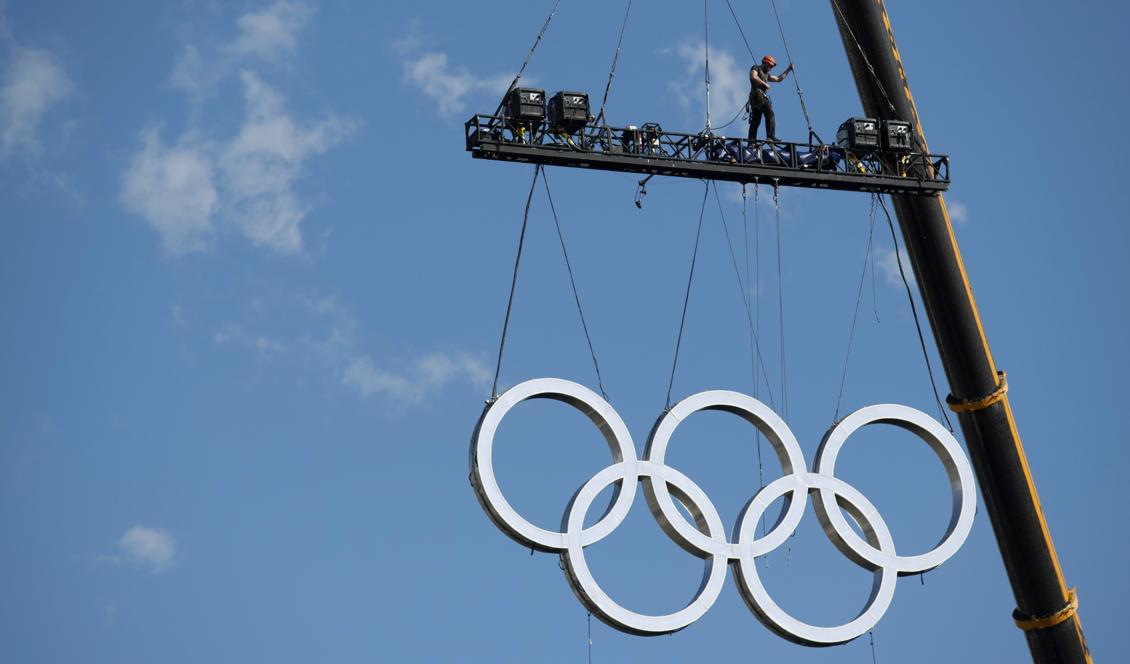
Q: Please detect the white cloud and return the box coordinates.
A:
[110,525,176,573]
[124,3,358,256]
[343,352,491,404]
[394,23,513,118]
[0,45,73,156]
[948,200,968,225]
[218,71,357,253]
[172,1,314,101]
[666,40,747,130]
[209,292,487,406]
[878,245,916,290]
[229,1,314,61]
[121,129,218,255]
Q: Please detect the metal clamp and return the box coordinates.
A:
[1013,588,1079,632]
[947,371,1008,413]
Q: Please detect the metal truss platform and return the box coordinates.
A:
[465,115,949,196]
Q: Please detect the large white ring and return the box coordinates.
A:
[470,378,638,551]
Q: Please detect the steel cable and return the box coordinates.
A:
[666,183,711,408]
[876,194,954,431]
[596,0,633,127]
[541,168,609,400]
[491,165,542,398]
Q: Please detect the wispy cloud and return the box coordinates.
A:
[665,39,747,130]
[343,353,491,404]
[228,0,314,61]
[172,0,314,103]
[123,1,357,256]
[394,21,513,118]
[100,525,177,573]
[218,70,357,253]
[0,46,73,156]
[121,129,217,254]
[878,245,916,290]
[948,199,969,226]
[207,292,488,406]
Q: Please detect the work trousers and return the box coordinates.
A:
[748,91,776,142]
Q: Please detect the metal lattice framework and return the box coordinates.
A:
[465,114,949,195]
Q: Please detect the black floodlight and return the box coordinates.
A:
[882,119,913,152]
[505,87,546,122]
[836,117,880,149]
[549,91,590,133]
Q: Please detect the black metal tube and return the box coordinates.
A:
[829,1,1091,662]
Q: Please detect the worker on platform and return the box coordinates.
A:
[748,55,793,142]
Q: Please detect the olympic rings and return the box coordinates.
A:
[469,378,977,646]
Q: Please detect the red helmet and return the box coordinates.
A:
[762,55,777,67]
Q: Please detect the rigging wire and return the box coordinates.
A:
[749,184,766,502]
[596,0,634,127]
[773,184,789,419]
[666,183,711,409]
[703,0,713,132]
[742,183,768,547]
[712,182,777,409]
[587,611,593,664]
[767,0,816,139]
[492,0,563,119]
[723,0,756,60]
[833,195,878,421]
[875,195,954,431]
[828,0,898,117]
[541,168,609,400]
[491,166,543,398]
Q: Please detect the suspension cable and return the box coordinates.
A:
[828,0,898,117]
[723,0,756,60]
[666,183,711,409]
[743,184,767,536]
[833,195,878,421]
[703,0,712,132]
[767,0,816,139]
[712,182,777,409]
[541,168,609,399]
[875,195,954,431]
[492,166,543,398]
[491,0,563,119]
[773,184,789,419]
[596,0,633,127]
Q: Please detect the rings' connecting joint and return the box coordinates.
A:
[947,370,1008,413]
[1013,588,1079,632]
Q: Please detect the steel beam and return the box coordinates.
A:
[830,1,1090,661]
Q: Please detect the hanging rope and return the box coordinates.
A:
[587,611,593,664]
[828,0,899,118]
[666,183,711,409]
[746,183,770,547]
[596,0,633,127]
[541,168,609,400]
[703,0,713,132]
[875,195,954,431]
[773,184,789,419]
[833,196,878,421]
[492,0,563,119]
[492,166,543,398]
[723,0,756,60]
[767,0,817,140]
[712,182,777,409]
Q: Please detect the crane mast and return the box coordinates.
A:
[830,1,1090,661]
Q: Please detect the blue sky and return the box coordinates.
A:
[1,1,1127,661]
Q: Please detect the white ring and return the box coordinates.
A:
[562,460,729,635]
[470,378,639,551]
[813,404,977,574]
